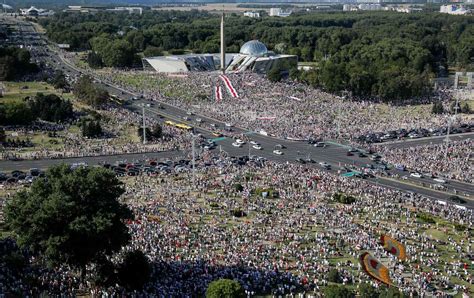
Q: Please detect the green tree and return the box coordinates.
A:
[267,67,282,82]
[327,268,341,283]
[0,128,5,142]
[143,46,164,57]
[460,102,472,114]
[82,120,103,138]
[0,101,33,125]
[52,71,68,90]
[151,123,163,139]
[4,164,133,276]
[234,183,243,192]
[118,250,151,290]
[29,93,73,123]
[137,127,152,140]
[206,279,245,298]
[379,286,405,298]
[87,52,104,69]
[432,102,445,114]
[301,46,313,62]
[358,283,379,298]
[324,285,354,298]
[74,75,108,107]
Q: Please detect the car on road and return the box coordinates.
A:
[433,178,447,184]
[275,144,286,149]
[394,164,406,171]
[196,118,202,123]
[273,150,283,155]
[410,172,423,178]
[235,139,245,145]
[225,123,232,127]
[295,158,306,164]
[305,158,316,163]
[252,145,262,150]
[186,111,194,116]
[232,142,242,148]
[346,151,354,156]
[449,195,466,204]
[370,155,381,161]
[212,132,223,137]
[314,142,326,147]
[349,147,358,153]
[358,152,367,158]
[250,140,259,145]
[319,162,331,170]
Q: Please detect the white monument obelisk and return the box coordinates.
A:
[220,12,225,73]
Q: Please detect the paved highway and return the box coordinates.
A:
[1,16,472,208]
[373,132,473,149]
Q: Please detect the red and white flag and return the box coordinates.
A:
[219,75,239,98]
[215,86,223,102]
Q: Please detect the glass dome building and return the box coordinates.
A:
[239,40,268,57]
[143,39,297,74]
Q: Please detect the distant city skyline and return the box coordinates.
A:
[5,0,469,9]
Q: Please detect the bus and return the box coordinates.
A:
[109,94,128,106]
[164,120,193,131]
[175,123,193,131]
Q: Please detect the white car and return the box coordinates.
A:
[253,145,262,150]
[236,139,245,145]
[225,123,232,127]
[410,172,423,178]
[250,140,259,145]
[196,118,202,123]
[314,142,326,147]
[318,162,329,167]
[232,142,242,148]
[273,149,283,155]
[433,178,447,184]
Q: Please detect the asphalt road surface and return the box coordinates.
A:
[373,132,473,149]
[1,15,472,208]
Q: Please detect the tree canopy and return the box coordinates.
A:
[206,279,245,298]
[4,164,133,272]
[0,93,73,125]
[118,250,151,290]
[0,47,38,80]
[40,10,474,101]
[73,75,109,107]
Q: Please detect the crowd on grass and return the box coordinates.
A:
[379,139,473,183]
[1,154,472,297]
[96,71,471,142]
[1,106,192,160]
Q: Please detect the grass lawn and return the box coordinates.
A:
[424,228,448,241]
[1,81,70,104]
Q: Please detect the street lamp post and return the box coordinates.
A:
[142,104,146,145]
[192,136,196,186]
[445,96,460,158]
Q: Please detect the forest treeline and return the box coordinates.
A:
[40,11,474,101]
[0,47,38,80]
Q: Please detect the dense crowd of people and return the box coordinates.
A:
[1,50,472,297]
[379,139,473,183]
[1,106,192,160]
[1,154,472,296]
[97,71,471,142]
